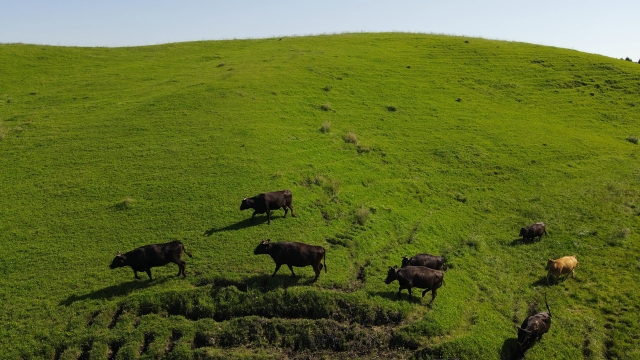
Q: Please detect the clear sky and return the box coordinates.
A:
[1,0,638,60]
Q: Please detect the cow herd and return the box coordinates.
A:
[109,190,580,356]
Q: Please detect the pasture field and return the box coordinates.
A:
[1,33,640,359]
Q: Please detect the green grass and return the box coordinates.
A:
[1,33,640,359]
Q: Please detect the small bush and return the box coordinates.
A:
[344,132,358,145]
[323,86,332,92]
[386,105,397,112]
[114,197,135,210]
[320,103,332,111]
[356,206,371,226]
[320,122,331,133]
[608,228,630,246]
[626,135,638,144]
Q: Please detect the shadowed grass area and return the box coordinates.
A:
[1,33,640,358]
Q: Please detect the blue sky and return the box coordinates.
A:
[1,0,638,60]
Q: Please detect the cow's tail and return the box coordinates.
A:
[544,293,551,317]
[182,242,193,258]
[323,249,327,273]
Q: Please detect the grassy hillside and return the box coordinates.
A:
[1,33,639,359]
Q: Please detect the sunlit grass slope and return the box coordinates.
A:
[1,33,639,359]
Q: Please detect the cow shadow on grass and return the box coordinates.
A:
[500,338,523,360]
[508,238,538,246]
[368,290,426,305]
[59,277,170,306]
[202,274,312,293]
[531,277,551,287]
[203,216,269,236]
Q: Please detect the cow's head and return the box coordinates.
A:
[253,239,271,255]
[519,227,527,237]
[240,196,254,211]
[401,256,411,268]
[109,252,127,269]
[516,325,535,352]
[545,259,556,270]
[384,266,400,284]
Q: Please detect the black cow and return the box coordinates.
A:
[517,294,552,354]
[253,239,326,281]
[384,266,444,306]
[240,190,295,225]
[519,222,547,242]
[401,253,446,270]
[109,240,192,280]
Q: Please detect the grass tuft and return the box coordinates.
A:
[627,135,638,144]
[356,206,371,225]
[608,228,630,246]
[386,105,397,112]
[320,103,332,111]
[320,122,331,133]
[114,197,135,211]
[343,132,358,145]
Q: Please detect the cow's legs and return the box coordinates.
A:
[134,270,140,280]
[271,264,282,277]
[176,260,186,277]
[313,264,321,280]
[289,205,295,217]
[251,211,257,223]
[428,289,437,306]
[287,264,296,277]
[266,210,271,225]
[283,206,288,218]
[145,269,153,280]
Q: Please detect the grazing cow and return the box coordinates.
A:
[517,294,552,354]
[546,255,578,285]
[253,239,326,281]
[240,190,295,225]
[519,222,547,242]
[109,240,192,280]
[401,253,446,270]
[384,266,444,306]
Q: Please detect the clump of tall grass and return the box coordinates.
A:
[626,135,638,144]
[608,228,630,246]
[356,206,371,225]
[320,103,332,111]
[344,132,358,145]
[320,122,331,133]
[114,197,135,210]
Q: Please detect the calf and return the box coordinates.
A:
[546,255,578,285]
[109,240,192,280]
[519,222,547,242]
[517,294,552,354]
[253,239,326,281]
[401,253,445,270]
[240,190,295,225]
[384,266,444,306]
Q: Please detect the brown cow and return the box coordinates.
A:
[109,240,192,280]
[240,190,295,225]
[517,294,552,354]
[384,266,444,306]
[253,239,326,281]
[546,255,578,285]
[519,222,547,242]
[401,253,446,270]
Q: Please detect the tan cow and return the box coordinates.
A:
[546,255,578,285]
